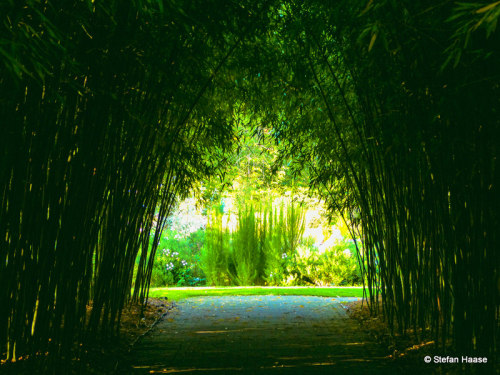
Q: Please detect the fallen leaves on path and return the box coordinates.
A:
[344,300,442,373]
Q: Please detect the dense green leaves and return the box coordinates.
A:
[200,197,307,286]
[0,0,276,368]
[261,0,499,357]
[1,0,498,368]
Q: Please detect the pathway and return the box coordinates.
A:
[126,295,406,374]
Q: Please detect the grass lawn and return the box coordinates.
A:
[148,286,364,300]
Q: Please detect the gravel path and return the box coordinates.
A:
[127,295,404,374]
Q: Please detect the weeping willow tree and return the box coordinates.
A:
[262,0,499,358]
[0,0,274,369]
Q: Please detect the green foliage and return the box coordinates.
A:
[200,208,232,285]
[291,240,362,287]
[262,201,287,285]
[198,116,311,205]
[263,197,307,285]
[260,0,499,356]
[149,229,206,287]
[283,199,306,254]
[263,231,362,287]
[195,189,364,288]
[231,204,265,285]
[2,0,497,364]
[1,0,274,363]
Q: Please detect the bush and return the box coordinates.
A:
[149,228,206,287]
[288,238,362,286]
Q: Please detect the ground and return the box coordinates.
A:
[0,298,174,374]
[123,295,427,374]
[3,295,493,374]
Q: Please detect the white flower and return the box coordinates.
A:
[165,262,175,271]
[281,253,287,259]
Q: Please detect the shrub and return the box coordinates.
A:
[290,238,362,286]
[149,228,206,287]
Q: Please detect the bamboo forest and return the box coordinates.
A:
[1,1,499,374]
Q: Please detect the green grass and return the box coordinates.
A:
[148,286,364,300]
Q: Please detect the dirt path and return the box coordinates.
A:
[126,295,406,374]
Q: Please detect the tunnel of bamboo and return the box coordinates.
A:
[1,0,498,371]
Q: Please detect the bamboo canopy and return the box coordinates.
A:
[0,0,269,368]
[1,0,498,370]
[268,0,499,358]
